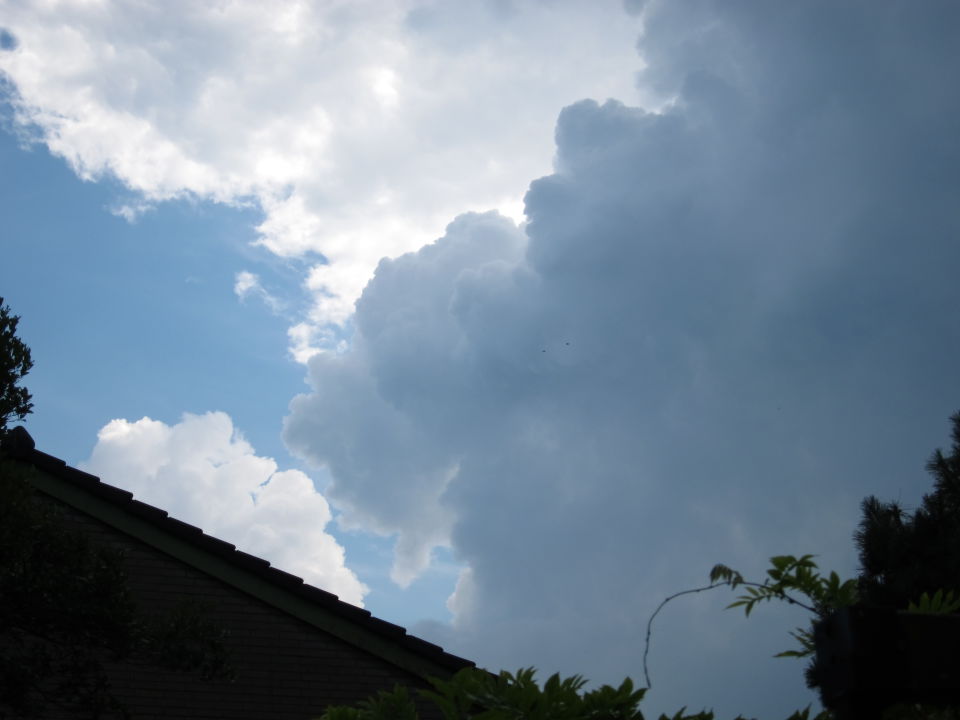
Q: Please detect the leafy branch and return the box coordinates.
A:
[906,589,960,615]
[711,555,858,616]
[643,556,859,690]
[709,555,858,660]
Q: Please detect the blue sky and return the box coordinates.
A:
[1,127,292,460]
[0,91,460,630]
[3,2,960,718]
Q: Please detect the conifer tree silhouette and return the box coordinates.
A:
[855,412,960,609]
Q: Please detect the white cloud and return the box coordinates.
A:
[283,1,960,717]
[81,411,367,607]
[0,0,644,345]
[233,270,259,298]
[109,198,154,223]
[233,270,283,313]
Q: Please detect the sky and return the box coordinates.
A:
[2,1,960,717]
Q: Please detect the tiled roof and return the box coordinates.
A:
[0,426,474,676]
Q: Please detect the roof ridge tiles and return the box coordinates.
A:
[364,617,407,637]
[90,483,135,503]
[163,516,205,536]
[266,567,306,588]
[299,585,341,604]
[232,550,272,569]
[127,499,170,520]
[194,534,237,554]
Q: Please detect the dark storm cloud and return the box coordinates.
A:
[285,1,960,716]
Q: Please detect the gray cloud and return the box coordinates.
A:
[285,1,960,717]
[285,211,527,585]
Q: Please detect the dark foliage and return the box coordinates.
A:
[318,665,829,720]
[855,413,960,609]
[0,297,33,434]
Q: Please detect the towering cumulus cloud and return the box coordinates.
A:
[83,412,367,607]
[285,1,960,717]
[285,211,527,586]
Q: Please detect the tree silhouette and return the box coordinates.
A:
[0,297,33,435]
[855,412,960,609]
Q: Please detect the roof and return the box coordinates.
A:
[0,426,475,681]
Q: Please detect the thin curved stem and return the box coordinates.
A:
[642,580,817,689]
[643,582,724,689]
